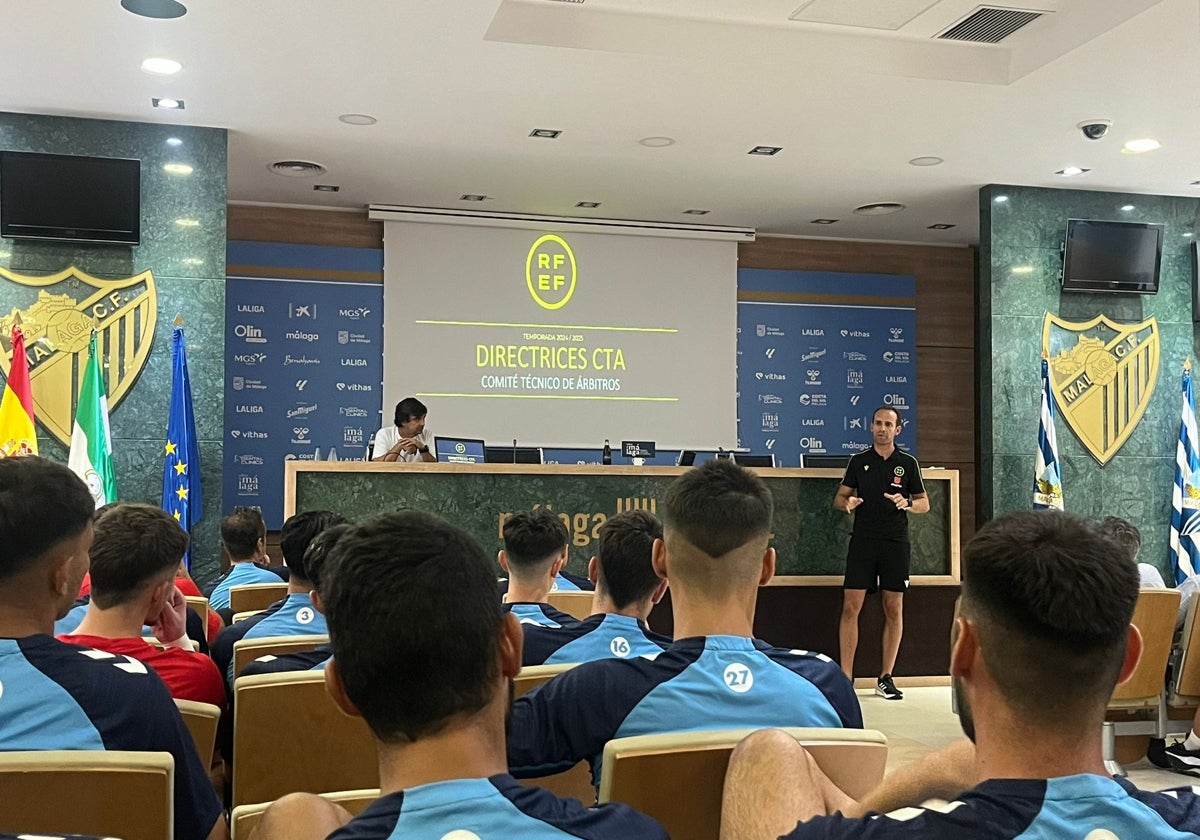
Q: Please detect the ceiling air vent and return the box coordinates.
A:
[268,160,327,177]
[937,6,1044,44]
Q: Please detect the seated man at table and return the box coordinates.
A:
[0,456,224,840]
[206,505,283,612]
[499,508,581,628]
[719,510,1200,839]
[522,509,671,665]
[58,503,225,709]
[507,459,860,787]
[251,510,668,840]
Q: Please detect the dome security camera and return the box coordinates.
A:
[1077,119,1113,140]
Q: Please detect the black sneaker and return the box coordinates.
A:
[1164,740,1200,776]
[876,673,903,700]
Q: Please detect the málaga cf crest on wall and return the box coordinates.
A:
[0,266,157,446]
[1041,313,1159,465]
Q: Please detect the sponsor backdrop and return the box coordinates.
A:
[736,269,917,467]
[224,271,383,528]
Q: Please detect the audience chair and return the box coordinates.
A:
[232,609,263,624]
[228,582,288,613]
[175,698,222,766]
[512,662,594,802]
[514,662,578,698]
[232,633,329,681]
[598,727,888,840]
[185,594,211,623]
[547,591,594,621]
[1103,587,1181,775]
[232,670,378,808]
[1165,596,1200,738]
[230,788,379,840]
[0,750,174,840]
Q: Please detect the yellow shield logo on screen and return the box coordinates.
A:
[525,234,577,310]
[0,266,157,446]
[1041,313,1159,465]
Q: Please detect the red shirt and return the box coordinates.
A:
[77,574,222,643]
[58,633,226,710]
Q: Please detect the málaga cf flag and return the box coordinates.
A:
[1033,357,1063,510]
[162,322,202,567]
[68,331,117,506]
[1170,360,1200,583]
[0,322,37,458]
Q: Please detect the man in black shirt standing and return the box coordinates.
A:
[834,406,928,700]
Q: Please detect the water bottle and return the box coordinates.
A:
[602,439,612,465]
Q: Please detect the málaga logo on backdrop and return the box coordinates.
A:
[0,266,157,446]
[1042,313,1159,465]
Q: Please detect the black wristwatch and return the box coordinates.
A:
[419,445,429,454]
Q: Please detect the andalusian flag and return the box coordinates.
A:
[0,322,37,458]
[163,322,201,567]
[68,331,117,506]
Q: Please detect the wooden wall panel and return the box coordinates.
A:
[227,204,383,248]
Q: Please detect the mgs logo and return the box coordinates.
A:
[233,353,267,366]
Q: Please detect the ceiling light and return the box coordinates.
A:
[174,218,200,227]
[1120,204,1135,212]
[530,129,562,139]
[748,146,782,156]
[927,223,956,230]
[909,156,943,167]
[165,137,182,147]
[576,201,600,208]
[152,98,184,110]
[460,194,489,202]
[141,57,182,76]
[313,184,340,192]
[810,219,838,225]
[1011,266,1034,274]
[853,202,905,216]
[338,114,377,126]
[1123,138,1162,154]
[122,0,187,18]
[162,163,193,175]
[682,209,710,215]
[1056,166,1089,176]
[639,136,675,148]
[994,195,1009,203]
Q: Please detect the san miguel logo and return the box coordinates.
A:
[1042,313,1159,465]
[0,266,157,446]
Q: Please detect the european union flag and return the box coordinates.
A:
[162,322,202,568]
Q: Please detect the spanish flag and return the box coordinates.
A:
[0,322,37,457]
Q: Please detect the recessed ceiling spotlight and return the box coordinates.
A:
[152,98,184,110]
[162,163,193,175]
[994,195,1009,203]
[122,0,187,19]
[530,129,562,139]
[1120,204,1135,212]
[338,114,378,126]
[165,137,183,147]
[141,57,182,76]
[927,223,956,230]
[1123,138,1162,154]
[1056,166,1089,176]
[810,219,838,225]
[639,136,675,148]
[460,194,489,202]
[909,156,944,167]
[682,209,711,215]
[853,202,905,216]
[313,184,340,192]
[268,160,326,177]
[576,201,600,208]
[748,146,782,156]
[174,218,200,227]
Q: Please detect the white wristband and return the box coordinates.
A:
[167,634,195,652]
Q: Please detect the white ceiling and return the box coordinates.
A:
[1,0,1197,245]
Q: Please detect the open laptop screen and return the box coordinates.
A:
[434,436,486,464]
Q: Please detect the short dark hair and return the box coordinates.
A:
[872,406,901,425]
[960,510,1138,724]
[1099,516,1142,563]
[0,456,94,582]
[502,509,568,569]
[324,511,502,744]
[663,459,773,558]
[596,510,663,609]
[222,507,266,559]
[394,397,428,426]
[305,523,352,595]
[279,510,347,581]
[89,504,189,609]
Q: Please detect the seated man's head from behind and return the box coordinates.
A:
[500,509,568,591]
[222,506,267,563]
[303,523,352,612]
[954,510,1139,741]
[279,510,346,585]
[323,511,519,744]
[659,458,775,594]
[592,510,667,616]
[0,456,95,623]
[90,504,189,620]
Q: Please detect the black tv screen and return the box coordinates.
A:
[1061,219,1163,294]
[0,151,141,244]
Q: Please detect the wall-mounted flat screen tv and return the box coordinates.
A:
[0,151,141,245]
[1061,219,1163,294]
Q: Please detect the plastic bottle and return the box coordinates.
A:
[602,439,612,465]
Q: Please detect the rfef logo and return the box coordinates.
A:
[525,234,577,310]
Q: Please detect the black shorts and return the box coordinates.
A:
[844,535,910,592]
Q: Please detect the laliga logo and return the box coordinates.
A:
[526,234,577,311]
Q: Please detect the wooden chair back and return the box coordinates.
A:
[230,788,379,840]
[547,591,594,621]
[512,662,593,802]
[0,750,174,840]
[1110,588,1180,707]
[174,698,222,765]
[514,662,578,697]
[598,727,888,840]
[229,582,289,613]
[232,670,378,808]
[184,594,211,624]
[232,633,329,681]
[1173,595,1200,702]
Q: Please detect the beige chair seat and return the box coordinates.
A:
[230,788,380,840]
